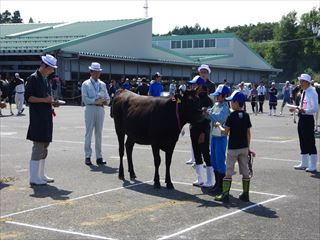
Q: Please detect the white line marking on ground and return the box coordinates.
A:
[0,131,17,136]
[261,157,298,162]
[157,195,286,240]
[5,221,116,240]
[0,180,152,219]
[170,181,282,197]
[252,139,295,143]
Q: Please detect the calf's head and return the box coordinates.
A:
[175,90,203,124]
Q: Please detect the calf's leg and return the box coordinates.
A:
[125,138,136,180]
[116,130,125,180]
[152,145,161,188]
[165,149,174,189]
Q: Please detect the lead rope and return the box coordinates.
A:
[175,99,182,132]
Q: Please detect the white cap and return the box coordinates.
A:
[154,72,162,78]
[89,62,102,72]
[198,64,211,74]
[298,73,312,83]
[41,54,57,68]
[15,73,20,77]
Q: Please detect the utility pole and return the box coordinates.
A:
[143,0,148,18]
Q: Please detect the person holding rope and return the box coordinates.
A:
[186,64,215,165]
[189,75,213,187]
[291,74,318,172]
[81,62,110,166]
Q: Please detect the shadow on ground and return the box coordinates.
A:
[30,185,72,200]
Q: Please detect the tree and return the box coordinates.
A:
[0,10,12,23]
[29,17,34,23]
[273,11,301,80]
[11,10,22,23]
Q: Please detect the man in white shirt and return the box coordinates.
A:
[14,73,25,115]
[290,74,318,172]
[81,62,110,166]
[257,81,266,113]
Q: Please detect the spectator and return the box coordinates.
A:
[149,72,163,97]
[257,81,266,113]
[169,80,177,96]
[238,82,249,111]
[122,78,131,90]
[137,78,149,96]
[14,73,25,115]
[250,84,258,115]
[268,82,278,116]
[280,81,293,115]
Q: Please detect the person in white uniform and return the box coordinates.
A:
[14,73,25,115]
[81,62,110,166]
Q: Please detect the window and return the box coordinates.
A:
[182,40,192,48]
[205,39,216,48]
[193,39,204,48]
[171,40,181,49]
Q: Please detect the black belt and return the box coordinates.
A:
[87,104,103,107]
[16,92,25,94]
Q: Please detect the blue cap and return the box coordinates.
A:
[188,75,205,85]
[211,84,231,96]
[225,90,246,103]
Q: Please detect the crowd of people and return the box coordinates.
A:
[1,55,319,204]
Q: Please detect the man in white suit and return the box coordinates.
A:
[81,62,110,166]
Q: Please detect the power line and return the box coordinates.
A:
[249,35,318,45]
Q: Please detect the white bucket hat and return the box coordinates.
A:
[298,73,312,83]
[89,62,102,72]
[198,64,211,74]
[41,54,57,68]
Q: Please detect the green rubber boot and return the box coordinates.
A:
[214,179,232,202]
[239,179,250,202]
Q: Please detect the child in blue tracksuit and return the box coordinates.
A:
[206,84,230,192]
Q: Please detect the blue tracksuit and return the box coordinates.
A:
[207,101,230,173]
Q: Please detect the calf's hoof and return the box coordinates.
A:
[153,182,161,189]
[166,183,174,190]
[130,174,137,180]
[118,175,125,180]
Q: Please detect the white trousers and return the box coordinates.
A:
[15,93,24,112]
[84,105,105,159]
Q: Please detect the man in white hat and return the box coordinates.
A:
[290,73,318,172]
[198,64,215,94]
[14,73,25,115]
[81,62,110,166]
[25,54,60,185]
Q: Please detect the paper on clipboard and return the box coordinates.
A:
[286,103,299,110]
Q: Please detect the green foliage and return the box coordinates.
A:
[0,10,22,23]
[163,7,320,81]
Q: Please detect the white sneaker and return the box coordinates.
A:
[185,158,195,165]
